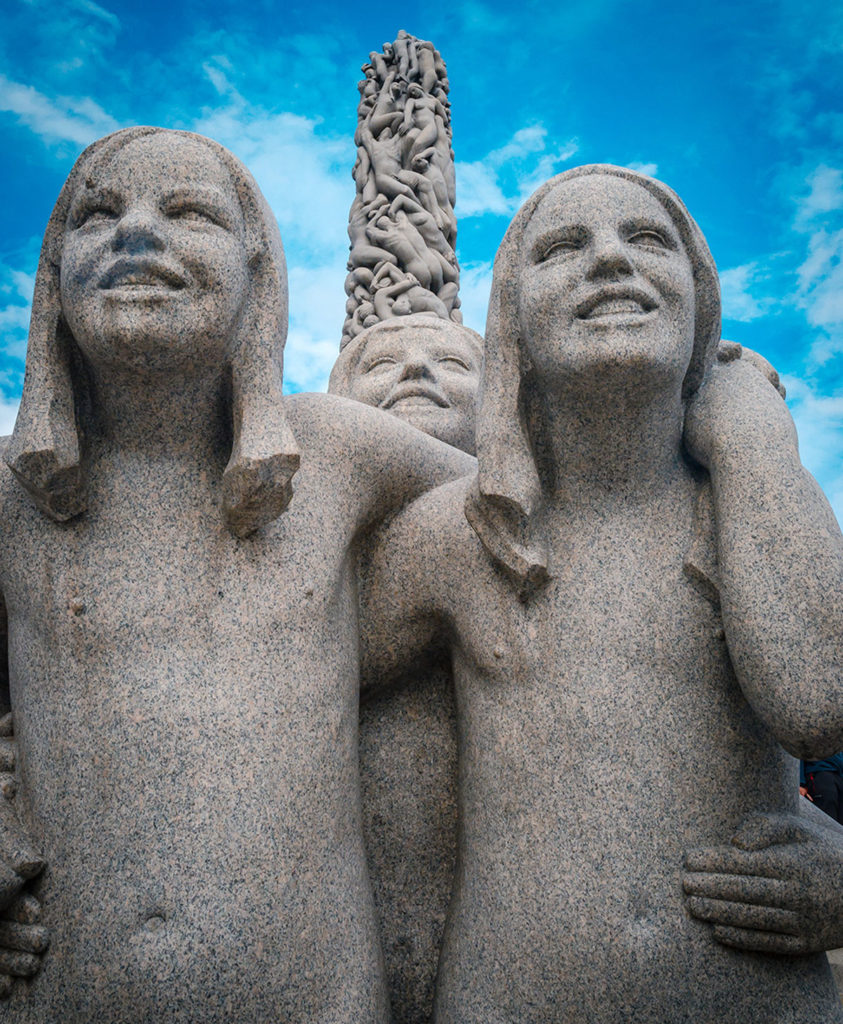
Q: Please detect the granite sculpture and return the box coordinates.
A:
[343,31,460,347]
[359,164,843,1023]
[0,125,472,1022]
[330,314,482,455]
[330,312,481,1022]
[0,78,842,1024]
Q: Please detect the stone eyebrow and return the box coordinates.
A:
[160,185,241,229]
[621,215,680,244]
[160,184,237,209]
[66,185,122,226]
[527,224,586,261]
[69,184,120,210]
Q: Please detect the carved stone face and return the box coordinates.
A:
[519,175,695,394]
[60,133,249,376]
[346,319,481,454]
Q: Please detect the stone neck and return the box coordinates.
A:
[532,374,688,512]
[82,359,230,469]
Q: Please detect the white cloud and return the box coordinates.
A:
[719,263,770,323]
[284,330,342,395]
[627,161,659,177]
[456,126,578,219]
[0,305,30,333]
[0,263,34,366]
[790,167,843,366]
[487,126,548,165]
[0,73,119,147]
[284,262,348,393]
[794,165,843,229]
[783,373,843,526]
[0,397,20,439]
[456,261,493,336]
[190,61,352,261]
[455,163,510,217]
[10,271,35,304]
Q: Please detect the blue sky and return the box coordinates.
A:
[2,0,843,517]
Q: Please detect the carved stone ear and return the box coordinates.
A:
[222,246,300,538]
[5,259,85,522]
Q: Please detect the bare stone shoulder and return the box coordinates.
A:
[282,391,474,531]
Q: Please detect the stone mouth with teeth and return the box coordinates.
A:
[100,262,186,292]
[577,292,657,320]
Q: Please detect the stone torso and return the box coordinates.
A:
[392,476,842,1024]
[0,396,398,1024]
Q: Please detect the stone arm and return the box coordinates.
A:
[683,798,843,954]
[358,491,449,697]
[284,393,474,542]
[684,354,843,757]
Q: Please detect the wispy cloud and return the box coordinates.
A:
[784,373,843,526]
[719,262,771,323]
[0,73,119,147]
[0,255,35,397]
[456,125,578,218]
[185,59,357,387]
[791,165,843,367]
[283,264,348,393]
[8,0,121,76]
[627,161,658,177]
[0,397,20,438]
[457,261,493,336]
[191,59,352,260]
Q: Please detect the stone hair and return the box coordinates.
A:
[5,126,300,536]
[464,163,722,594]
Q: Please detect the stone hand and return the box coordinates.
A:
[683,811,843,954]
[0,715,49,995]
[683,345,797,473]
[0,892,49,998]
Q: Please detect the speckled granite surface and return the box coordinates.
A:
[2,129,843,1024]
[330,311,478,1023]
[0,127,472,1022]
[359,665,457,1024]
[358,166,843,1022]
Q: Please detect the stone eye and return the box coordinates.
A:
[539,238,581,262]
[168,204,220,226]
[628,229,670,250]
[73,203,118,228]
[439,356,469,371]
[366,357,396,372]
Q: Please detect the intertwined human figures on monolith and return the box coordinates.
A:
[342,31,461,346]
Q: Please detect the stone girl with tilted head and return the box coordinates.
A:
[361,164,843,1023]
[0,126,471,1023]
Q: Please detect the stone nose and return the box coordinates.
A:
[111,204,166,254]
[586,231,634,281]
[398,356,436,381]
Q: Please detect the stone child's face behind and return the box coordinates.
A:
[348,323,480,454]
[518,175,695,393]
[60,134,250,375]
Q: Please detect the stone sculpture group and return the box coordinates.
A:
[1,29,843,1024]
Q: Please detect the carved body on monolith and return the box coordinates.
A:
[343,31,461,348]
